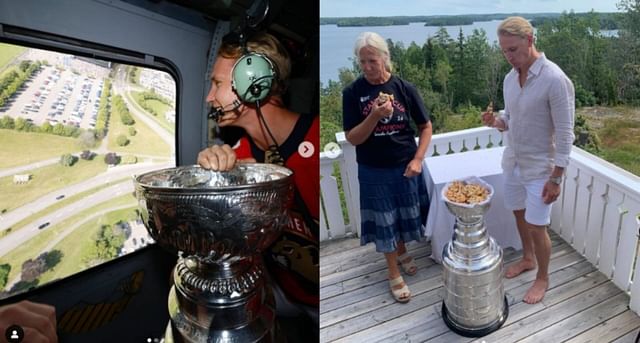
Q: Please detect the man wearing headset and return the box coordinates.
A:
[197,32,319,332]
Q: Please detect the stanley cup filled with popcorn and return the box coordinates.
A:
[134,164,293,343]
[441,177,508,337]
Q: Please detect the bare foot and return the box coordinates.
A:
[523,278,549,304]
[505,259,536,279]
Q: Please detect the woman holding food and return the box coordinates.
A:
[342,31,433,303]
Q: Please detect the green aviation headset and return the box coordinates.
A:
[231,51,276,103]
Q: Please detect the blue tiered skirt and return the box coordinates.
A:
[358,163,429,253]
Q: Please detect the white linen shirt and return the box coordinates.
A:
[498,53,575,181]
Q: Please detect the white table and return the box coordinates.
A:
[422,147,522,263]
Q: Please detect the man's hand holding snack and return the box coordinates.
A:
[481,101,495,127]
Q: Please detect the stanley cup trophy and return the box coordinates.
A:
[134,164,294,343]
[441,177,508,337]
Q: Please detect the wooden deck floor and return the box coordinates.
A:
[320,230,640,342]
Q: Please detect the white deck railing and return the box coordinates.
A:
[319,126,640,313]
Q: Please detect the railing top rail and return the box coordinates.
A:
[570,146,640,199]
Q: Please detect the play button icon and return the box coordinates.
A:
[298,141,315,158]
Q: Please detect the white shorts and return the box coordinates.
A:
[503,165,552,226]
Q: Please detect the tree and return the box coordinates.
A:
[80,150,95,160]
[21,258,46,282]
[14,117,27,131]
[0,264,10,289]
[40,121,53,133]
[78,131,98,149]
[52,123,65,136]
[42,250,63,271]
[120,111,135,125]
[104,152,120,165]
[60,153,76,167]
[0,115,15,129]
[19,60,31,73]
[121,155,138,164]
[116,134,129,146]
[128,126,137,136]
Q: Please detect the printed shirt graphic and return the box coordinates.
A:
[234,114,319,306]
[343,75,430,168]
[363,95,409,137]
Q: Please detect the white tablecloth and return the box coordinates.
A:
[422,147,522,263]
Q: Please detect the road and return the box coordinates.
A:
[113,66,175,152]
[0,156,70,178]
[0,181,136,258]
[0,160,171,233]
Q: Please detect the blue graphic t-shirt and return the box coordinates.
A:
[342,75,430,167]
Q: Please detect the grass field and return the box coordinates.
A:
[0,129,82,169]
[0,43,26,74]
[107,98,173,156]
[130,91,175,134]
[0,154,108,212]
[0,194,137,288]
[579,106,640,176]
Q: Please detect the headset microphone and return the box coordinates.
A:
[208,99,242,121]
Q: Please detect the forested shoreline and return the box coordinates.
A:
[320,12,619,29]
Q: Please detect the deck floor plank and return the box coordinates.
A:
[320,230,640,342]
[565,310,640,343]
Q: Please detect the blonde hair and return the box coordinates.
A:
[498,16,534,39]
[353,32,393,73]
[219,32,291,96]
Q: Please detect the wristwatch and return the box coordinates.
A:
[548,176,563,185]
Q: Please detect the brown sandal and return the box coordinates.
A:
[398,253,418,276]
[389,276,411,303]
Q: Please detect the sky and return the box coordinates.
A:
[320,0,622,17]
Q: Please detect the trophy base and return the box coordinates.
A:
[163,320,285,343]
[441,296,509,338]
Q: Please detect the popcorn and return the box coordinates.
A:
[445,181,489,204]
[376,91,394,105]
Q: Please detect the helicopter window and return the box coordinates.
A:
[0,42,176,299]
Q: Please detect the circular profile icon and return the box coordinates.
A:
[323,142,341,159]
[298,141,315,158]
[5,325,24,343]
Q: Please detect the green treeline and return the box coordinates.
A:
[320,4,640,156]
[0,60,45,108]
[321,12,620,29]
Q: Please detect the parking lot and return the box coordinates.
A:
[1,65,107,130]
[1,46,113,129]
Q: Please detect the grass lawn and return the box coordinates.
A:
[107,98,172,157]
[37,207,137,285]
[0,129,82,169]
[0,194,137,287]
[130,91,175,134]
[0,43,26,72]
[0,155,108,212]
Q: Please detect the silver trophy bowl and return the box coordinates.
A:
[440,178,508,337]
[135,163,294,343]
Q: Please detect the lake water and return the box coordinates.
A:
[320,20,504,85]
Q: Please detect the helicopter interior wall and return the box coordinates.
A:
[0,245,177,342]
[0,0,217,165]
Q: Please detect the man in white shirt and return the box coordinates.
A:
[482,16,575,304]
